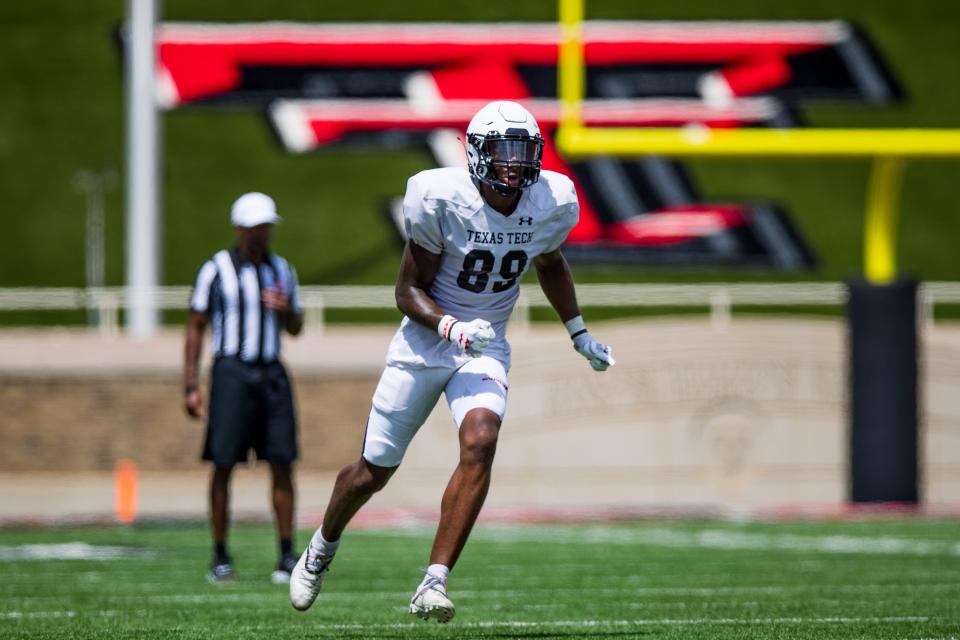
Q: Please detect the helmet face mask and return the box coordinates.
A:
[466,102,543,197]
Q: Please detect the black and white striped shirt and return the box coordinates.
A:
[190,248,303,364]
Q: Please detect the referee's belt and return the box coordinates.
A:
[216,355,280,367]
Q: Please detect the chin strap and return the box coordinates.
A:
[472,171,527,198]
[491,182,521,197]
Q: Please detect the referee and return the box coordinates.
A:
[183,191,305,584]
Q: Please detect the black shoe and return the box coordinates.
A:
[271,553,298,584]
[207,559,237,584]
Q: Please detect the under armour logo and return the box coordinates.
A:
[518,216,533,226]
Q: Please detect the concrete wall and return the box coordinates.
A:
[1,319,958,510]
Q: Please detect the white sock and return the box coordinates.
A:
[309,527,340,557]
[420,563,450,590]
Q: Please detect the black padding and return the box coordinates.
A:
[847,278,918,503]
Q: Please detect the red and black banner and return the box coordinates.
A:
[148,21,901,268]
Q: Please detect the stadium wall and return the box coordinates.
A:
[1,319,958,509]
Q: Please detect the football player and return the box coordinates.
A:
[290,100,614,622]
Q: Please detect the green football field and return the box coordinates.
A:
[2,519,958,639]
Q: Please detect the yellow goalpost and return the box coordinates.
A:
[555,0,960,285]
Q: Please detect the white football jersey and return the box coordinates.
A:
[385,167,579,369]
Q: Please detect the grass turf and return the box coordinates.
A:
[1,519,958,639]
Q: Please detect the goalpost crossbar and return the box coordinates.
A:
[555,0,960,284]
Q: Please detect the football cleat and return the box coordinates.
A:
[206,560,237,584]
[409,573,455,624]
[271,553,298,585]
[289,545,334,611]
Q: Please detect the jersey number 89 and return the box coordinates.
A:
[456,249,528,294]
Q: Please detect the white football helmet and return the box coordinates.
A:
[466,101,544,196]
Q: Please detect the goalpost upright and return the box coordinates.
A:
[556,0,960,503]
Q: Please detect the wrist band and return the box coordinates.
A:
[564,315,588,340]
[184,384,198,394]
[437,314,459,341]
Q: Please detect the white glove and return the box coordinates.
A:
[573,332,615,371]
[565,315,615,372]
[438,314,496,357]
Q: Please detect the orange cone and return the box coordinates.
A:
[114,459,138,524]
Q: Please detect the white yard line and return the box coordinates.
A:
[233,615,933,630]
[0,611,932,627]
[0,543,153,561]
[426,526,960,557]
[5,581,958,604]
[2,611,77,619]
[353,524,960,557]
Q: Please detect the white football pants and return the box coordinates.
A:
[361,355,509,467]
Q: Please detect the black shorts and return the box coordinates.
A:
[203,357,298,467]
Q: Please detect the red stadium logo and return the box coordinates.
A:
[152,21,900,268]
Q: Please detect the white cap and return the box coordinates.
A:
[230,192,282,227]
